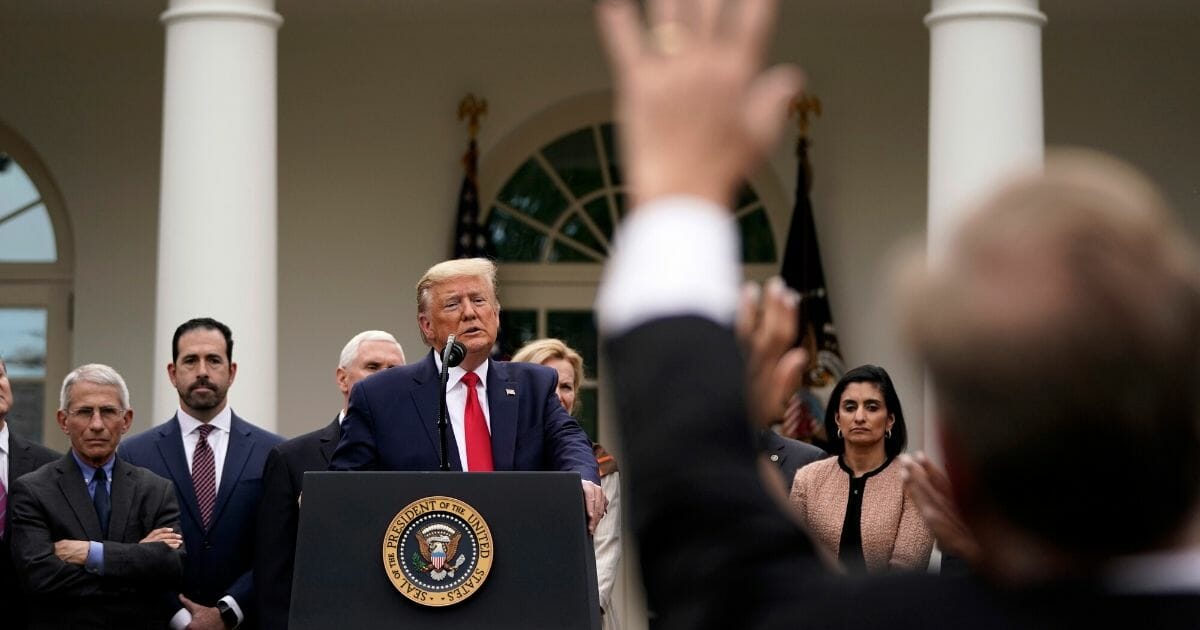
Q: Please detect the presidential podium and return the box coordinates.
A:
[290,472,601,629]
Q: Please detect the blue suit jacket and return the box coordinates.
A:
[331,352,600,484]
[120,412,283,627]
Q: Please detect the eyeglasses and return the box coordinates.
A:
[68,406,126,422]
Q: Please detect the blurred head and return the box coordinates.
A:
[168,318,237,422]
[57,364,133,467]
[512,338,584,415]
[416,258,500,371]
[899,151,1200,561]
[823,365,906,459]
[336,330,406,406]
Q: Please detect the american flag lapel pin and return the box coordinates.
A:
[505,388,516,397]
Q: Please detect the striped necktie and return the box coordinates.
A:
[192,424,217,529]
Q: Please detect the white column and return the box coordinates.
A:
[923,0,1046,451]
[153,0,282,430]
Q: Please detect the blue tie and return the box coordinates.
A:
[93,467,111,538]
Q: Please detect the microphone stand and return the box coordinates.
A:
[438,334,457,471]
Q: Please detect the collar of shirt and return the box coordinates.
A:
[177,405,233,437]
[433,351,492,470]
[69,449,115,490]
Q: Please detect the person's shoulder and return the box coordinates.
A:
[118,457,172,486]
[13,453,66,488]
[494,359,556,383]
[275,420,338,456]
[797,455,838,478]
[232,414,285,445]
[10,432,60,465]
[121,417,177,450]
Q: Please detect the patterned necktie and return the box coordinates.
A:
[192,424,217,529]
[461,372,493,472]
[93,467,111,538]
[0,475,8,540]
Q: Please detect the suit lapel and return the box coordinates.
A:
[210,414,252,528]
[413,352,463,471]
[107,458,134,541]
[487,360,518,472]
[55,454,104,541]
[155,417,202,527]
[318,417,341,465]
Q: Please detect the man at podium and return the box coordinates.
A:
[331,258,606,533]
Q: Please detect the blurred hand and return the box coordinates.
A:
[596,0,804,208]
[179,595,225,630]
[736,277,807,429]
[900,452,981,563]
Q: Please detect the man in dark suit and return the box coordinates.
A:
[254,330,405,629]
[331,258,605,532]
[594,0,1200,627]
[121,318,283,629]
[761,430,827,487]
[9,363,183,629]
[0,354,61,629]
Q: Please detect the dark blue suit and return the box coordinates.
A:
[331,352,599,484]
[120,413,283,627]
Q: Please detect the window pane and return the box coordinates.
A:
[582,197,615,244]
[560,212,606,256]
[541,127,604,201]
[496,158,568,227]
[600,124,623,188]
[0,203,56,262]
[574,387,598,443]
[0,158,39,213]
[547,240,597,263]
[0,307,47,443]
[739,207,778,263]
[486,206,548,262]
[496,309,537,360]
[546,310,598,378]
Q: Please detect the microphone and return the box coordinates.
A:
[437,334,467,471]
[443,338,467,368]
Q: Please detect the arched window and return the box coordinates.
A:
[479,95,786,442]
[0,121,74,447]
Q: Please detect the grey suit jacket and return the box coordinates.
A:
[9,452,184,629]
[761,430,829,487]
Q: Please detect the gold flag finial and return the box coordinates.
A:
[789,94,822,140]
[458,94,488,140]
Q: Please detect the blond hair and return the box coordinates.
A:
[512,337,585,389]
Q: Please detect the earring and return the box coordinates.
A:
[886,429,892,439]
[837,428,843,439]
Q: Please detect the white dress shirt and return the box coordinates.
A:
[176,405,232,490]
[433,352,492,471]
[0,422,10,490]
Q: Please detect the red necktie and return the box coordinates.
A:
[460,372,493,471]
[192,424,217,529]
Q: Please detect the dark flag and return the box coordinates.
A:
[453,138,487,258]
[778,102,845,445]
[453,94,488,258]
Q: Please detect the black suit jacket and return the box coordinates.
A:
[761,430,828,487]
[120,413,283,627]
[254,416,341,630]
[607,316,1200,629]
[9,453,183,629]
[1,432,58,630]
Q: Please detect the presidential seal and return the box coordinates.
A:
[381,496,494,607]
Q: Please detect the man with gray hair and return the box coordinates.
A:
[332,258,606,533]
[0,354,59,629]
[255,330,405,629]
[9,363,184,628]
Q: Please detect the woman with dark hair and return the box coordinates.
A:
[789,365,932,573]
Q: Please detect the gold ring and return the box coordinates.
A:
[650,22,689,57]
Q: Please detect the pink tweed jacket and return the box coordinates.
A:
[789,456,932,573]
